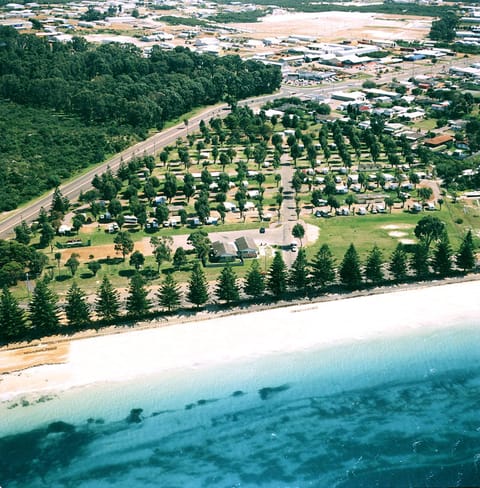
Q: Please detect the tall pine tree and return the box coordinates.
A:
[243,259,265,297]
[95,276,121,321]
[187,261,209,308]
[157,273,181,312]
[389,243,409,281]
[65,282,90,329]
[432,231,452,276]
[365,244,384,284]
[456,230,475,272]
[215,265,240,304]
[267,251,287,298]
[126,272,151,317]
[339,244,362,288]
[410,242,430,278]
[288,247,309,294]
[311,243,336,289]
[0,287,27,344]
[29,279,60,337]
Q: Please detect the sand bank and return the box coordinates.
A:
[1,280,479,402]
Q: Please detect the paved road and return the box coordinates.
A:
[278,153,298,267]
[2,53,478,241]
[0,91,285,240]
[0,105,229,239]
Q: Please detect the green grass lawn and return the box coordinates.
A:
[305,211,420,260]
[414,119,437,131]
[24,250,269,303]
[304,201,478,262]
[21,200,476,303]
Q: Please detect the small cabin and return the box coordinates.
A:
[234,236,258,258]
[210,241,237,262]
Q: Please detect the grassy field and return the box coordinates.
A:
[24,249,273,303]
[305,201,480,262]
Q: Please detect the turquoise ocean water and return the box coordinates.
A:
[1,320,480,487]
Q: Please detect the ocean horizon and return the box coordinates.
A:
[2,312,480,487]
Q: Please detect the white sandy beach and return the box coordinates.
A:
[1,280,479,403]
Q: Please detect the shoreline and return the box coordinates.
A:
[1,277,479,402]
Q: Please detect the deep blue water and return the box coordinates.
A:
[1,323,480,487]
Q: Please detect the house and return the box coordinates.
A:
[363,88,401,99]
[374,108,395,118]
[395,130,424,143]
[358,120,371,130]
[264,109,284,118]
[210,241,237,262]
[384,122,406,134]
[331,91,366,102]
[234,236,258,258]
[399,110,425,122]
[424,134,454,148]
[449,119,467,131]
[431,101,450,111]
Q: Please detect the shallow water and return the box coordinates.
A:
[2,323,480,487]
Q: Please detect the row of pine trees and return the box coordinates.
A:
[0,229,476,345]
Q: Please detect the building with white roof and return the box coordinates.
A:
[331,91,366,102]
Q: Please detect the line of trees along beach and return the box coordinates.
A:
[0,26,281,210]
[0,221,475,346]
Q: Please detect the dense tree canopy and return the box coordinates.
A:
[414,216,445,250]
[0,27,281,210]
[429,12,458,42]
[0,240,46,286]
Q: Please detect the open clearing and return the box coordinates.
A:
[231,11,432,42]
